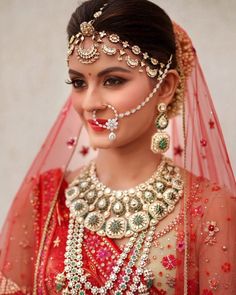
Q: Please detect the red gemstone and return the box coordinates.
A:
[208,225,215,231]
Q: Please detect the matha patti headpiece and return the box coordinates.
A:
[67,3,173,81]
[67,4,196,118]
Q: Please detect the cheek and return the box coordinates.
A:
[117,98,157,143]
[126,99,156,128]
[71,94,83,115]
[112,80,153,113]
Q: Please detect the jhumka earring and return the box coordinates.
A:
[151,102,170,153]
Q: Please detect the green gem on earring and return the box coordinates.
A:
[159,138,168,150]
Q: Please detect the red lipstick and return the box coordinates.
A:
[87,119,107,132]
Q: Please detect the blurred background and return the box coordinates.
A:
[0,0,236,227]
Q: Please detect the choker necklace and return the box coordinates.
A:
[65,158,183,239]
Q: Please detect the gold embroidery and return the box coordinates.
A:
[53,236,61,247]
[0,272,21,294]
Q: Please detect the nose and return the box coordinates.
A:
[81,86,105,113]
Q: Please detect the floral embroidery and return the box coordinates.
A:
[66,137,77,148]
[174,145,183,156]
[208,119,215,129]
[53,236,61,247]
[191,205,203,217]
[80,146,89,156]
[161,255,177,270]
[209,277,219,290]
[221,262,231,273]
[200,139,207,147]
[204,221,219,245]
[166,275,176,288]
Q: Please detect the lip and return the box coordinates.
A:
[87,119,107,132]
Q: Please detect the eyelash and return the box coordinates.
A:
[65,79,85,89]
[65,77,127,89]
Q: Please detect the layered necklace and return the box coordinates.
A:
[56,158,183,294]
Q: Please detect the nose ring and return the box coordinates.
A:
[92,104,119,141]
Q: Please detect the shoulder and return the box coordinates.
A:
[177,167,236,224]
[186,172,235,209]
[184,170,236,236]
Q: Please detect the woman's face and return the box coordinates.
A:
[68,39,160,150]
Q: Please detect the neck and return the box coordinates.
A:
[95,134,162,190]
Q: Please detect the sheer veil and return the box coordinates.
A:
[0,20,235,294]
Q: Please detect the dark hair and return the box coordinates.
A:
[67,0,177,68]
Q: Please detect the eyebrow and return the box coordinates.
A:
[68,67,131,77]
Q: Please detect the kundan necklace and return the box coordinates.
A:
[64,157,183,239]
[55,158,183,294]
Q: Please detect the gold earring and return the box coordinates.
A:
[151,103,170,154]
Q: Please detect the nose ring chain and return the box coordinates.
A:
[92,76,165,142]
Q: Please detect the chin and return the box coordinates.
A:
[88,134,115,150]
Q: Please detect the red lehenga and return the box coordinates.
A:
[0,24,236,295]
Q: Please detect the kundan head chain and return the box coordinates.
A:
[67,3,173,142]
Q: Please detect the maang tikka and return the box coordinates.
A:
[151,103,170,153]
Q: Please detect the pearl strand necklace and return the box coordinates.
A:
[57,214,148,294]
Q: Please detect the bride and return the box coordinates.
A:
[0,0,235,294]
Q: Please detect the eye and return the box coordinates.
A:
[65,78,86,89]
[104,77,126,86]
